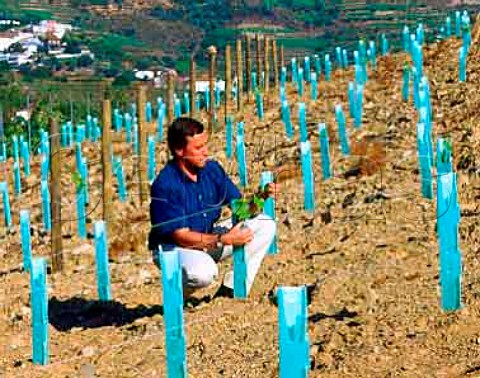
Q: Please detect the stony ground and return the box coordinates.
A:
[0,26,480,378]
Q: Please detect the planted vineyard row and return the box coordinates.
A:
[0,8,478,377]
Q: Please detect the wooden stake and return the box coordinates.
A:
[472,13,480,48]
[256,34,262,88]
[225,44,232,122]
[236,38,244,114]
[264,35,270,93]
[49,116,63,272]
[136,83,148,204]
[208,45,217,133]
[189,57,196,118]
[167,70,175,126]
[245,33,252,97]
[272,38,279,89]
[280,44,285,70]
[101,97,113,239]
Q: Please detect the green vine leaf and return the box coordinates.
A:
[440,139,453,164]
[232,184,270,221]
[71,170,85,192]
[232,199,251,221]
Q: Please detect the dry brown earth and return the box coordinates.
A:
[0,27,479,377]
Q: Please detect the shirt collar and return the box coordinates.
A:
[171,159,206,183]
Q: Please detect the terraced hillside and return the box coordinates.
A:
[2,1,480,73]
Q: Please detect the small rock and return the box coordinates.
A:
[342,192,356,208]
[81,346,97,358]
[72,243,91,255]
[79,363,96,378]
[13,360,23,368]
[320,207,332,224]
[139,269,153,283]
[21,306,30,316]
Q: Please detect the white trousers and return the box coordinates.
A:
[153,213,276,293]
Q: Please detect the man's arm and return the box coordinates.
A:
[172,228,229,250]
[172,225,253,250]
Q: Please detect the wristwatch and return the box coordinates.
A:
[216,234,224,250]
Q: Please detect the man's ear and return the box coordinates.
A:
[175,147,184,158]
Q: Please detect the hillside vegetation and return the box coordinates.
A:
[2,0,479,75]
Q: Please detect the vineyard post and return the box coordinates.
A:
[208,45,217,133]
[278,286,310,377]
[189,57,196,118]
[101,95,113,239]
[236,38,244,114]
[255,34,263,88]
[318,123,332,181]
[472,13,480,46]
[335,104,350,155]
[225,44,232,124]
[30,257,49,365]
[300,141,315,213]
[136,83,148,204]
[160,249,188,375]
[272,38,279,90]
[298,102,307,142]
[280,44,285,72]
[49,116,63,272]
[264,35,270,94]
[94,220,112,301]
[231,199,247,299]
[167,70,175,126]
[245,33,252,100]
[20,210,32,271]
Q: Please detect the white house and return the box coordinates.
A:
[0,31,34,52]
[135,70,155,81]
[32,20,72,40]
[7,52,34,66]
[20,37,44,54]
[49,48,94,60]
[0,20,21,26]
[15,109,31,121]
[195,80,225,93]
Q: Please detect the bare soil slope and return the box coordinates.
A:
[0,23,479,377]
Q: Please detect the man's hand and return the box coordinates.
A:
[222,222,254,246]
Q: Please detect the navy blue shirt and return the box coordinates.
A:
[148,159,241,250]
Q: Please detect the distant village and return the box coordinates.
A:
[0,19,94,68]
[0,18,228,92]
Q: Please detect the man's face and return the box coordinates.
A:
[177,132,209,168]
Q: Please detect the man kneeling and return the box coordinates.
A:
[148,117,277,298]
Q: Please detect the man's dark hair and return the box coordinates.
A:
[167,117,204,158]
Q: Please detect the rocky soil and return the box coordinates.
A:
[0,21,479,378]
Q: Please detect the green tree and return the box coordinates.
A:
[112,70,135,87]
[0,61,9,72]
[136,56,154,71]
[62,31,82,54]
[0,80,26,121]
[8,42,25,53]
[77,54,94,68]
